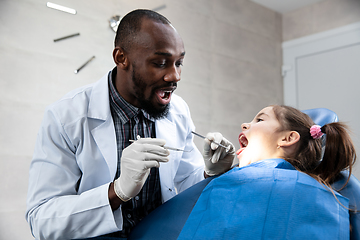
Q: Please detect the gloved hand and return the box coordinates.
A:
[203,132,235,176]
[114,138,170,202]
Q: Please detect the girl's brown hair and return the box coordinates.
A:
[272,105,356,187]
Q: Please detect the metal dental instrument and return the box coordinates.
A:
[191,131,230,152]
[129,137,192,152]
[74,56,95,74]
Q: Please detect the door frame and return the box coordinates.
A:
[282,21,360,107]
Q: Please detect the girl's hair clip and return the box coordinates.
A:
[310,125,324,139]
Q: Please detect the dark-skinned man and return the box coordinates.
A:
[26,9,235,239]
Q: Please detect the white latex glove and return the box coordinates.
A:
[114,138,170,202]
[203,132,235,176]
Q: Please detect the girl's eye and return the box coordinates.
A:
[256,118,263,122]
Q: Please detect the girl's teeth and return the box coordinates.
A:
[239,135,248,147]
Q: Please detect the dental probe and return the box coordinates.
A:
[129,139,192,152]
[191,131,230,152]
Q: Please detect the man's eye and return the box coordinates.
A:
[154,61,166,67]
[176,61,183,67]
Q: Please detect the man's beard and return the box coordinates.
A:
[132,68,171,120]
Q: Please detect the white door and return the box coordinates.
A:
[283,22,360,179]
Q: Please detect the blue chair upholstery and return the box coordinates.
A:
[302,108,338,126]
[128,177,215,240]
[304,108,360,240]
[128,108,360,240]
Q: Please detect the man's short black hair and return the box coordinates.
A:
[114,9,171,50]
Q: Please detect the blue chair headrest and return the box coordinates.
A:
[302,108,338,126]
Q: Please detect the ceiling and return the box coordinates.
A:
[250,0,325,14]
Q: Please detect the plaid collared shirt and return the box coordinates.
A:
[107,69,162,238]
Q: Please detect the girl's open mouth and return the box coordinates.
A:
[239,133,248,148]
[237,133,248,155]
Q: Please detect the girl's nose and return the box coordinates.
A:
[241,123,249,130]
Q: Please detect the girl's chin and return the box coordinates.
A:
[239,159,251,168]
[239,156,263,167]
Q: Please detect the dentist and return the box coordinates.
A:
[26,9,235,239]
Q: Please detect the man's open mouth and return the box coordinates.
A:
[155,86,177,105]
[158,90,172,100]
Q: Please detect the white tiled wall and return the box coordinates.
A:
[282,0,360,41]
[0,0,284,238]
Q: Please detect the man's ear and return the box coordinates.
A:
[279,131,300,148]
[113,47,129,69]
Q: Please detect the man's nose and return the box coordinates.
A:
[164,65,181,82]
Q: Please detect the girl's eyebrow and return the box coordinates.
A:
[255,112,269,118]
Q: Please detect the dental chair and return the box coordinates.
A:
[128,108,360,240]
[303,108,360,240]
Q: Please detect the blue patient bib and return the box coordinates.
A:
[178,159,349,240]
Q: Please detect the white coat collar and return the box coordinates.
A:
[88,72,112,121]
[88,72,118,178]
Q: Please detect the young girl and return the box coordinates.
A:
[237,105,356,187]
[177,105,357,240]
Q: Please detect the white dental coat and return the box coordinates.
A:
[25,72,205,240]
